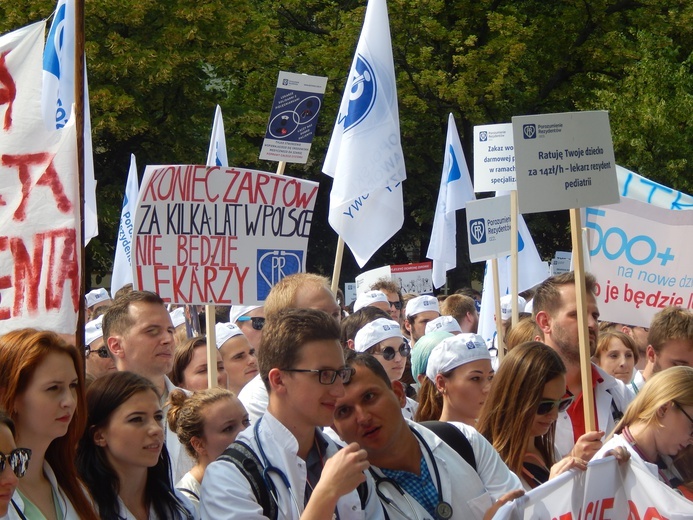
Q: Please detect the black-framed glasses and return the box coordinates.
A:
[389,300,403,311]
[374,343,410,361]
[282,367,356,385]
[537,396,574,416]
[86,346,110,359]
[674,401,693,435]
[237,316,265,331]
[0,448,31,478]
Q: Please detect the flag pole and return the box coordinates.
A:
[491,258,505,362]
[510,190,519,327]
[75,0,86,352]
[331,237,345,294]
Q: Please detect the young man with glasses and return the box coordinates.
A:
[201,308,384,519]
[84,315,116,379]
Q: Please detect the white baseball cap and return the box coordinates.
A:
[229,305,261,324]
[405,295,440,317]
[425,333,491,381]
[170,307,186,328]
[85,315,104,346]
[86,288,110,308]
[215,322,244,350]
[500,295,527,321]
[425,316,462,335]
[353,290,389,312]
[354,318,404,353]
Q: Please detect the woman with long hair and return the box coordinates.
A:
[477,342,588,490]
[77,371,196,520]
[0,329,98,520]
[594,365,693,488]
[0,411,30,518]
[167,388,249,512]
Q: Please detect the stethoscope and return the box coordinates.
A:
[254,418,303,518]
[370,427,453,520]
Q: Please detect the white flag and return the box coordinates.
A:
[322,0,406,267]
[427,114,475,288]
[207,105,228,167]
[478,202,548,347]
[42,0,98,244]
[111,154,139,297]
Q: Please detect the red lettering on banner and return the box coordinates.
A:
[0,51,16,131]
[1,152,72,221]
[0,228,79,319]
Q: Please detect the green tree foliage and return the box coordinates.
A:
[2,0,693,288]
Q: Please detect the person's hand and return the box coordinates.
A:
[603,446,630,465]
[570,430,604,461]
[482,489,524,520]
[549,455,587,480]
[312,442,369,502]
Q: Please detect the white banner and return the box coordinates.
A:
[133,166,319,305]
[0,21,80,334]
[111,154,139,296]
[495,457,692,520]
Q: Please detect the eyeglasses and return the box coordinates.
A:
[389,301,403,311]
[536,396,574,416]
[374,343,411,361]
[282,367,356,385]
[86,346,110,359]
[674,401,693,435]
[237,316,265,331]
[0,448,31,478]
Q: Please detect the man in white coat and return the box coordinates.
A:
[201,308,383,519]
[332,353,524,520]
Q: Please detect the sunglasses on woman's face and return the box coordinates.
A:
[536,396,574,416]
[375,343,411,361]
[237,316,265,331]
[0,448,31,478]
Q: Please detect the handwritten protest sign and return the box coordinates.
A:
[133,166,319,305]
[473,123,516,192]
[586,197,693,327]
[0,21,81,334]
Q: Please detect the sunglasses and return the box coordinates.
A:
[86,346,110,359]
[237,316,265,331]
[0,448,31,478]
[374,343,411,361]
[282,367,356,385]
[388,300,403,311]
[536,396,574,416]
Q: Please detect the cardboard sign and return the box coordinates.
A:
[391,262,433,294]
[586,197,693,327]
[259,71,328,164]
[473,123,516,191]
[355,265,391,296]
[512,111,619,213]
[466,195,512,262]
[133,165,319,305]
[0,22,81,334]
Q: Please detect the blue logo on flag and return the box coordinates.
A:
[523,124,536,139]
[257,250,304,300]
[447,144,461,183]
[342,55,377,131]
[469,218,486,245]
[43,3,66,77]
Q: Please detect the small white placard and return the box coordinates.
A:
[473,123,516,192]
[466,195,512,262]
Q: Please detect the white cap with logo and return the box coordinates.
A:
[354,318,404,353]
[353,290,389,312]
[215,322,245,349]
[405,295,440,317]
[425,333,491,381]
[425,315,462,335]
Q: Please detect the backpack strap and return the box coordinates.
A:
[420,421,477,471]
[218,441,278,520]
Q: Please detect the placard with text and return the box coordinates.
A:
[473,123,516,192]
[466,195,512,262]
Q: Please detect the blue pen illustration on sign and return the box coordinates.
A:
[523,124,536,139]
[340,55,377,131]
[257,250,304,300]
[470,219,486,245]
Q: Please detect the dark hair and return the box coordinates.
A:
[344,350,392,388]
[102,290,165,340]
[77,371,192,520]
[340,307,391,347]
[259,308,341,391]
[0,329,98,519]
[169,336,207,387]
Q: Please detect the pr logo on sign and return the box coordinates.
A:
[523,124,536,139]
[469,218,486,245]
[479,131,488,142]
[342,54,377,132]
[257,250,304,300]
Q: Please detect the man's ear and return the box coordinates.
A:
[268,368,285,393]
[404,319,413,335]
[391,381,406,408]
[107,336,124,359]
[346,338,356,350]
[535,310,551,334]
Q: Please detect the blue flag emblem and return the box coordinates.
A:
[446,144,461,183]
[43,3,66,76]
[342,55,377,131]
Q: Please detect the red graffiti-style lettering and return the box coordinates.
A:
[1,152,72,221]
[0,51,16,131]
